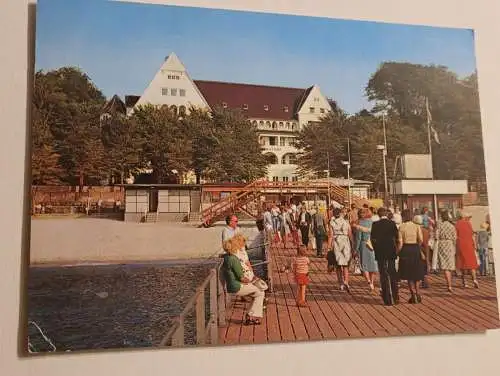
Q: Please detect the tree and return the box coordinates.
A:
[32,67,107,186]
[366,63,485,181]
[294,106,352,178]
[132,105,192,184]
[193,106,268,182]
[101,114,143,184]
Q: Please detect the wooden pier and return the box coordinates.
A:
[220,244,500,345]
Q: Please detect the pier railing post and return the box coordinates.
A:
[217,268,227,327]
[171,317,184,347]
[195,288,206,345]
[209,269,218,345]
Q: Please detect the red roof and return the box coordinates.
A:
[193,80,310,121]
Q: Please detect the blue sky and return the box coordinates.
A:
[35,0,477,114]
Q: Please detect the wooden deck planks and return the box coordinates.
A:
[220,243,500,345]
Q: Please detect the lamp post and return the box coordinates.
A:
[324,151,331,207]
[341,160,351,208]
[377,144,388,207]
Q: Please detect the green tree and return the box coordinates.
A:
[366,63,484,181]
[294,106,352,178]
[32,67,107,186]
[132,105,192,183]
[101,114,143,184]
[189,106,267,182]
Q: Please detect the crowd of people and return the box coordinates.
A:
[220,201,493,324]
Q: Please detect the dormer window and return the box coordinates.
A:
[309,107,315,113]
[243,104,248,110]
[222,102,228,108]
[283,105,289,112]
[264,105,269,111]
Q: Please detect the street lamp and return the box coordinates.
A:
[341,160,351,208]
[377,144,389,207]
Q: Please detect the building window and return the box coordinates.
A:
[289,154,297,164]
[179,89,186,97]
[292,176,298,182]
[252,120,258,127]
[279,121,284,128]
[280,137,286,146]
[320,108,325,113]
[243,104,249,110]
[309,107,315,113]
[171,88,177,96]
[264,105,269,111]
[282,176,289,182]
[162,88,169,96]
[272,121,277,130]
[314,97,320,102]
[269,136,277,146]
[291,123,297,131]
[266,121,271,129]
[259,120,264,127]
[272,176,279,182]
[286,122,291,130]
[283,105,289,112]
[168,74,180,80]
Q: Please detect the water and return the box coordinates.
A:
[27,261,218,352]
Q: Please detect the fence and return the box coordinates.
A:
[159,235,272,347]
[159,266,223,347]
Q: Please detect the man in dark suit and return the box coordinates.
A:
[370,207,400,305]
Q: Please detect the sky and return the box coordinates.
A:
[35,0,478,114]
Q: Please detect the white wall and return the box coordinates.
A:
[297,85,332,129]
[133,53,209,112]
[394,179,468,195]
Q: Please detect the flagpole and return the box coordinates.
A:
[426,97,433,170]
[426,97,439,217]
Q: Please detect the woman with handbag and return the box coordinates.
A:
[397,210,424,303]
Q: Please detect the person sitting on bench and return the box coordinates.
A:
[222,238,265,325]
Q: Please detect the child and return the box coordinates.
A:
[290,245,310,307]
[477,222,490,276]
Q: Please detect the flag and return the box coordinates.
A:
[425,97,441,145]
[430,125,440,144]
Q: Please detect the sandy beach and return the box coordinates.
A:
[30,218,260,265]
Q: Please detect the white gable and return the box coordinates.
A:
[133,53,210,112]
[296,85,332,128]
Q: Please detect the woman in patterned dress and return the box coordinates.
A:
[329,207,353,292]
[435,210,458,292]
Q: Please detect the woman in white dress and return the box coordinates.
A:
[329,207,353,292]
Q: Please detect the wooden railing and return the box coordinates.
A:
[159,265,225,347]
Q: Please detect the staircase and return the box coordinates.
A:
[329,185,370,207]
[188,212,201,222]
[200,179,369,227]
[143,211,158,223]
[201,180,266,227]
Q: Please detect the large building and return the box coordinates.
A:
[124,53,333,182]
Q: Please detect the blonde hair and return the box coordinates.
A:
[223,234,247,255]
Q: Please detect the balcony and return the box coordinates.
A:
[261,144,298,153]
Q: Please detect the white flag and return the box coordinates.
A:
[425,98,440,145]
[431,125,440,144]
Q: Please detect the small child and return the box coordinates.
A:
[290,245,310,307]
[477,222,490,276]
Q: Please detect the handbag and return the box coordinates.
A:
[252,277,268,291]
